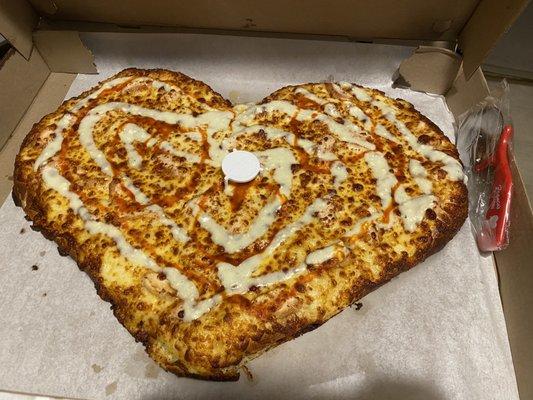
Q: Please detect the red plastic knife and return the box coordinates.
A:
[476,125,513,251]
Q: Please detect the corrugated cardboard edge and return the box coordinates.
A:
[0,0,38,59]
[33,30,97,74]
[0,48,49,151]
[459,0,531,80]
[393,46,461,95]
[495,160,533,400]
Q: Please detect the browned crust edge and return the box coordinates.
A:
[13,69,468,381]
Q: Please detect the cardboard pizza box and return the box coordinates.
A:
[0,0,531,398]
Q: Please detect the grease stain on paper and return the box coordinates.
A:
[92,363,103,373]
[145,362,160,379]
[105,381,117,396]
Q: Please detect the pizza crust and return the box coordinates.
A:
[14,69,467,380]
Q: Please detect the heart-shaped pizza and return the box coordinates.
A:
[14,68,467,380]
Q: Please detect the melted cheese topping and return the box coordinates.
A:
[33,75,465,321]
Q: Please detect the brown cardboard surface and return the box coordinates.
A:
[394,46,461,95]
[445,66,490,118]
[33,30,97,74]
[495,161,533,400]
[459,0,531,79]
[0,48,49,151]
[29,0,479,42]
[0,0,37,59]
[0,72,76,202]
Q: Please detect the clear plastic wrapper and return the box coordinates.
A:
[457,80,514,252]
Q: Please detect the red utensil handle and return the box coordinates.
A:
[483,125,513,250]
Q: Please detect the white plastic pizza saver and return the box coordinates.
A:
[221,150,261,183]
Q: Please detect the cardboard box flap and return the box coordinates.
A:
[459,0,530,79]
[0,0,38,59]
[393,46,461,95]
[0,49,49,151]
[33,30,96,74]
[28,0,480,42]
[445,66,490,118]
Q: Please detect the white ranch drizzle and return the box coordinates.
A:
[121,176,150,204]
[119,123,151,169]
[159,141,202,164]
[324,103,341,118]
[394,186,436,232]
[246,242,345,290]
[364,152,397,209]
[120,123,202,165]
[151,80,173,91]
[33,77,188,171]
[331,161,348,187]
[409,159,432,194]
[372,99,464,181]
[147,205,191,243]
[375,124,400,143]
[337,81,372,102]
[33,114,76,171]
[228,125,337,161]
[190,196,283,254]
[344,212,381,237]
[78,102,233,176]
[72,77,132,112]
[146,138,158,148]
[294,87,328,105]
[235,100,375,150]
[347,104,373,132]
[305,245,335,265]
[298,108,376,150]
[163,269,222,322]
[121,176,189,242]
[217,198,329,294]
[255,147,296,197]
[351,86,372,102]
[186,131,203,141]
